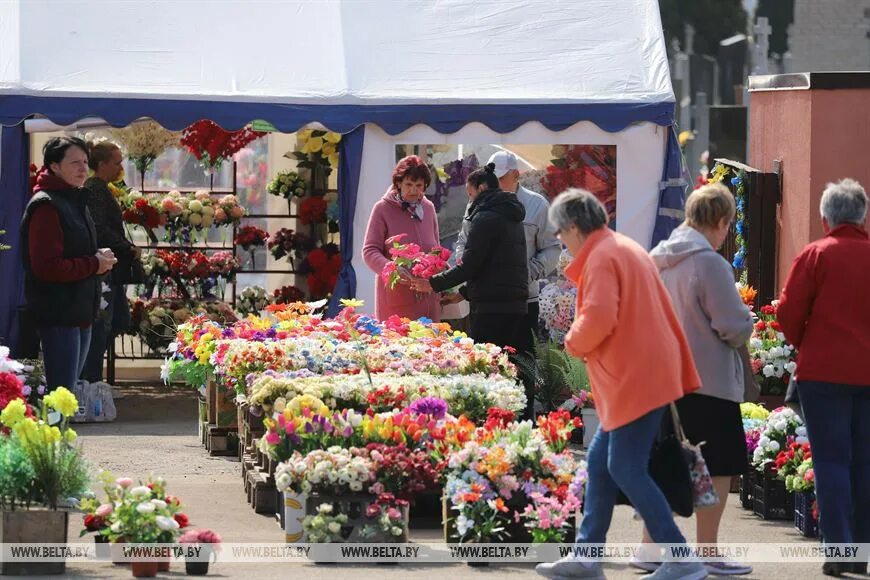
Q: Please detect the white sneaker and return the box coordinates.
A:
[643,561,708,580]
[630,544,663,572]
[535,556,606,579]
[704,560,752,576]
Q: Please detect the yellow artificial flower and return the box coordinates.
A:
[0,398,27,427]
[324,132,342,144]
[321,142,337,157]
[340,298,364,308]
[298,128,314,142]
[44,387,79,418]
[64,428,77,443]
[327,152,339,167]
[108,182,125,199]
[45,425,62,444]
[301,136,323,154]
[14,418,39,446]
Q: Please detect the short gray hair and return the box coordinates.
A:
[548,188,609,234]
[820,178,868,227]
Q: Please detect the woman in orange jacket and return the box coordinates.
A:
[535,189,704,580]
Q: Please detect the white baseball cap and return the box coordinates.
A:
[487,151,518,178]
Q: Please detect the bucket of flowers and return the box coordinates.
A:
[748,301,797,399]
[750,407,807,520]
[179,529,221,575]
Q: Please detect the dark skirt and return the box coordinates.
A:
[674,393,748,476]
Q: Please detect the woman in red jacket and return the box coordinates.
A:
[21,137,117,392]
[778,178,870,578]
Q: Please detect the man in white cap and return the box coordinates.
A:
[455,150,561,418]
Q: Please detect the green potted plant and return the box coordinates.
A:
[0,387,89,576]
[514,337,572,414]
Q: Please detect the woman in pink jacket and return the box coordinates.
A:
[362,155,441,321]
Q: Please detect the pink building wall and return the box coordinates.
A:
[750,78,870,291]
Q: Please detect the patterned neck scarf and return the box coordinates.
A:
[392,189,424,222]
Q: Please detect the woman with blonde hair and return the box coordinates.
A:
[633,182,754,576]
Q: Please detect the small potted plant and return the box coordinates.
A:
[179,529,222,575]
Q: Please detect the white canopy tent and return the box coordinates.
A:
[0,0,685,341]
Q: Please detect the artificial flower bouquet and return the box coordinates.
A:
[267,170,308,199]
[443,410,586,543]
[0,387,89,509]
[772,441,814,493]
[235,286,270,317]
[180,120,264,170]
[214,194,247,226]
[748,301,797,396]
[380,234,451,290]
[751,406,808,472]
[268,228,314,266]
[100,476,190,545]
[234,225,269,252]
[302,502,349,543]
[121,191,163,231]
[360,493,409,542]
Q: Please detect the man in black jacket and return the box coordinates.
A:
[412,163,528,349]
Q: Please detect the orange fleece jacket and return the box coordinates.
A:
[564,228,700,431]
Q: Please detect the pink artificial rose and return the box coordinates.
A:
[370,482,385,495]
[116,477,134,488]
[804,469,814,481]
[265,431,280,445]
[387,507,402,520]
[96,504,114,517]
[214,208,227,222]
[385,234,407,245]
[231,207,244,218]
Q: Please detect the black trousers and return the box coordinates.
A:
[469,301,538,420]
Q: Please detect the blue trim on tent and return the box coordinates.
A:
[0,95,675,134]
[650,126,689,247]
[0,125,29,350]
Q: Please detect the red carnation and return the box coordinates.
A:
[174,513,189,528]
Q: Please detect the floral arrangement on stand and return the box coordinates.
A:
[748,301,797,396]
[267,170,308,202]
[235,286,270,317]
[110,121,181,188]
[234,225,269,269]
[268,229,314,268]
[380,234,451,290]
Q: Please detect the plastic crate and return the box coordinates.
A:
[738,470,756,510]
[753,469,794,520]
[793,491,819,538]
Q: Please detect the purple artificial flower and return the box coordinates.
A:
[37,385,46,395]
[409,396,448,419]
[222,328,235,339]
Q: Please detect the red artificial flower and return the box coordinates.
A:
[174,513,189,528]
[180,120,265,167]
[299,196,328,225]
[83,514,105,531]
[760,305,776,316]
[754,321,767,331]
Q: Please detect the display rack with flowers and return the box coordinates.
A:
[541,145,616,222]
[748,300,797,396]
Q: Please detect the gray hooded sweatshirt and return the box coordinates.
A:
[650,225,753,403]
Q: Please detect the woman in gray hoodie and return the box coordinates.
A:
[634,182,754,576]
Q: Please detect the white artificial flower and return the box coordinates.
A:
[155,516,179,531]
[136,502,156,514]
[151,499,167,509]
[796,426,807,437]
[327,522,341,534]
[768,440,780,452]
[786,361,797,374]
[749,338,763,349]
[796,436,809,445]
[111,522,122,533]
[759,436,770,448]
[763,364,776,378]
[130,486,151,498]
[774,420,788,432]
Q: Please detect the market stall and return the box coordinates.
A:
[0,0,685,350]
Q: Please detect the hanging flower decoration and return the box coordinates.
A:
[541,145,617,222]
[180,120,266,170]
[110,120,181,175]
[731,172,747,276]
[299,196,328,225]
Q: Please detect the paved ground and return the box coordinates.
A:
[40,388,830,579]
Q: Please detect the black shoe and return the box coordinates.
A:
[852,561,868,575]
[823,562,849,577]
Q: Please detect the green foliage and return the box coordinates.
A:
[514,337,589,412]
[0,436,36,509]
[659,0,748,56]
